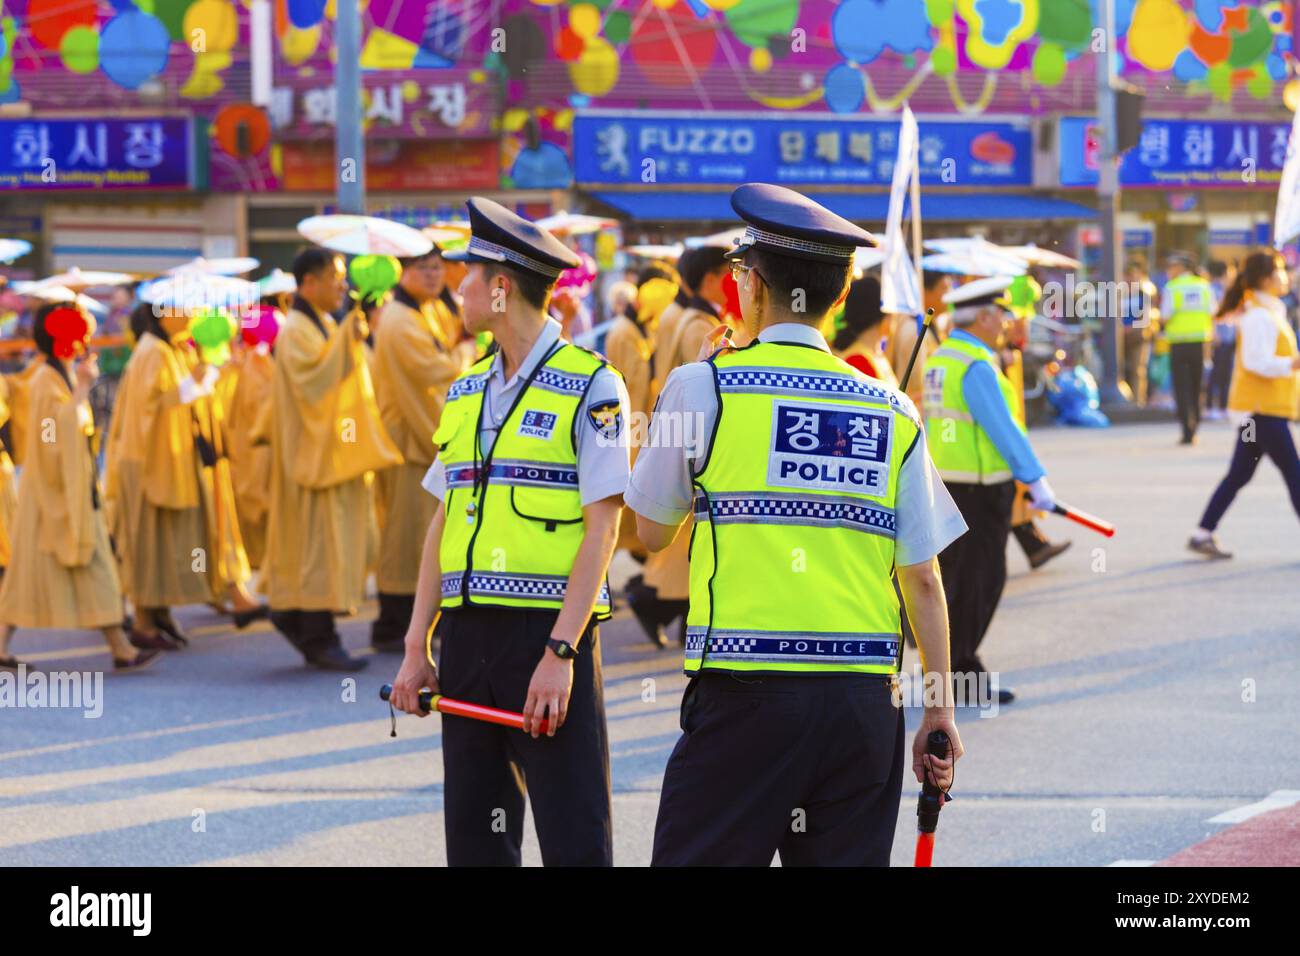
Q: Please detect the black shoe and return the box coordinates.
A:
[232,604,270,629]
[1028,539,1072,570]
[0,655,22,670]
[997,687,1016,704]
[305,647,369,672]
[155,612,191,646]
[114,648,161,672]
[130,629,184,651]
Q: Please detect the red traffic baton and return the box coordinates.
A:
[380,684,549,734]
[1052,502,1115,537]
[914,729,952,868]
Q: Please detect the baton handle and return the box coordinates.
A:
[379,684,549,733]
[1052,502,1116,537]
[916,729,951,834]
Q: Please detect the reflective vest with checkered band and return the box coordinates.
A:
[1163,274,1214,344]
[434,344,612,617]
[923,336,1021,485]
[685,341,918,676]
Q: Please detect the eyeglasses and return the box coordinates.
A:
[729,261,756,283]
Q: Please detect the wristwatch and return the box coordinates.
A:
[546,638,578,660]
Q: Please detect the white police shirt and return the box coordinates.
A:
[624,322,968,567]
[422,316,631,506]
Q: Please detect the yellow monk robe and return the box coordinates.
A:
[371,295,468,594]
[223,345,275,569]
[177,339,253,595]
[605,311,657,558]
[107,333,220,607]
[264,306,401,612]
[4,355,44,468]
[0,376,17,569]
[0,363,123,629]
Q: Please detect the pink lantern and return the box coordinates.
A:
[554,252,597,297]
[241,304,281,347]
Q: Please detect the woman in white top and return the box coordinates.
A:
[1190,251,1300,558]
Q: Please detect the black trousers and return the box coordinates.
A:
[1199,415,1300,531]
[1169,341,1207,441]
[436,605,612,867]
[269,609,342,659]
[938,480,1015,674]
[1207,341,1236,411]
[652,672,904,867]
[371,592,414,647]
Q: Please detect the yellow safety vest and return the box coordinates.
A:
[923,335,1022,485]
[685,341,918,676]
[1163,274,1214,344]
[434,343,612,616]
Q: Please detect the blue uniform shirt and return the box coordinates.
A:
[949,328,1046,485]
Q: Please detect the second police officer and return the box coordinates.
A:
[627,184,968,866]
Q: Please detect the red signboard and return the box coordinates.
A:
[280,139,499,192]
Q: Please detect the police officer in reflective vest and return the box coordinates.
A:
[628,184,967,866]
[925,277,1058,705]
[389,198,631,867]
[1160,253,1218,445]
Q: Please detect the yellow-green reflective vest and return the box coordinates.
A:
[434,343,612,617]
[923,335,1021,485]
[685,341,919,676]
[1163,274,1214,344]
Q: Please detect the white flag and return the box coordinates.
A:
[880,105,923,316]
[1274,107,1300,248]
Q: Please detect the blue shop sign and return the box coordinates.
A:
[0,117,195,190]
[574,112,1033,187]
[1059,116,1291,188]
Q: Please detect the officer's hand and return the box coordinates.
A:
[523,650,573,738]
[1027,476,1056,513]
[913,714,963,789]
[391,644,440,717]
[696,325,734,363]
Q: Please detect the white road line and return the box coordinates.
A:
[1206,790,1300,824]
[1108,860,1156,867]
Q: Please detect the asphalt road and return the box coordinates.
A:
[2,419,1298,866]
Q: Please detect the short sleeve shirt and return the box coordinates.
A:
[422,316,631,506]
[624,322,967,566]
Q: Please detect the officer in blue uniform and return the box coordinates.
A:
[389,198,631,866]
[627,184,967,866]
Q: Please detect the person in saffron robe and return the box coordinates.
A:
[368,246,477,651]
[263,248,402,671]
[0,303,159,671]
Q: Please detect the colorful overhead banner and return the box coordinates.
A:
[573,112,1032,187]
[0,117,195,190]
[1059,116,1293,188]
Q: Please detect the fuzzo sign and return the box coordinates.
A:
[768,402,891,497]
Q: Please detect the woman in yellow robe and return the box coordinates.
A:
[107,304,262,651]
[0,304,158,670]
[264,249,401,670]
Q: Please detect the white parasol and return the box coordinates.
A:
[168,256,261,277]
[0,238,32,264]
[257,268,297,296]
[536,211,618,236]
[297,214,433,257]
[139,274,261,312]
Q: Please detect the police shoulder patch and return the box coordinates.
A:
[586,399,623,440]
